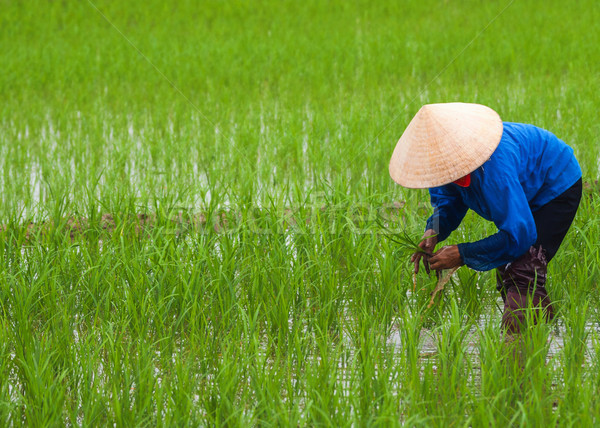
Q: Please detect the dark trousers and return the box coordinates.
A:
[497,177,582,284]
[497,178,582,332]
[530,178,582,262]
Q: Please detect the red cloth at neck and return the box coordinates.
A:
[453,174,471,187]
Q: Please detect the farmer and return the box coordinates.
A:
[389,103,582,334]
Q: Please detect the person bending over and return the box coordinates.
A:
[389,103,582,334]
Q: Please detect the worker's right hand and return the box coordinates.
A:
[410,229,438,275]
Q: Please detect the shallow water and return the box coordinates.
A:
[410,314,598,366]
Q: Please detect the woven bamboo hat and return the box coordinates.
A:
[389,103,503,188]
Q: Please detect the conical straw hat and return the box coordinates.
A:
[389,103,503,188]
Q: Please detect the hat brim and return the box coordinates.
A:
[389,103,503,189]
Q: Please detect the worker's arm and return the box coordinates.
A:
[413,186,468,274]
[456,175,537,272]
[425,185,469,242]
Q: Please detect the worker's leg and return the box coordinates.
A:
[532,178,582,262]
[500,178,582,334]
[501,246,552,334]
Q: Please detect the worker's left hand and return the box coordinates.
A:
[429,245,463,271]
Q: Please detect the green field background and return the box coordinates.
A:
[2,0,599,211]
[1,0,600,426]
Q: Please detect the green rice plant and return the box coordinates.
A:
[476,322,523,424]
[555,301,591,420]
[576,331,600,425]
[0,320,16,425]
[431,300,473,416]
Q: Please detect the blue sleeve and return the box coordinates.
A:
[457,174,537,271]
[425,186,468,242]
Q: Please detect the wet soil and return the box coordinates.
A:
[0,201,407,242]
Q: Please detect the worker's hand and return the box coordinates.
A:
[411,229,438,274]
[429,245,463,271]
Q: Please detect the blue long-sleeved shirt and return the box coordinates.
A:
[425,122,582,271]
